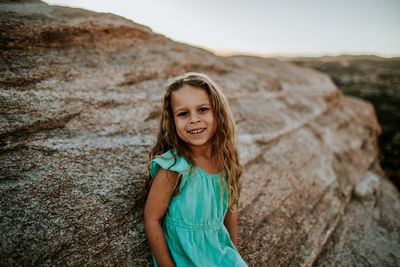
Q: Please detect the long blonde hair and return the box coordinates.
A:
[144,72,243,210]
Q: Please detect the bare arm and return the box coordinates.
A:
[144,168,178,267]
[224,207,238,248]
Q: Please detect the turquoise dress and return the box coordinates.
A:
[150,150,248,267]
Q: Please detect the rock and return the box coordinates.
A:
[1,1,399,266]
[354,171,380,200]
[286,55,400,190]
[315,176,400,266]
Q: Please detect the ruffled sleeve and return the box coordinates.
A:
[150,150,191,191]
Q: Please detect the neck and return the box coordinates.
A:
[188,145,213,159]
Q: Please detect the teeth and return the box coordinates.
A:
[189,129,205,134]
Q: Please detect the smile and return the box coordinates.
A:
[188,128,206,134]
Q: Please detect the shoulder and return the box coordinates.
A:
[150,149,191,178]
[151,165,179,185]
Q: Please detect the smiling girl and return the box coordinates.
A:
[143,72,247,266]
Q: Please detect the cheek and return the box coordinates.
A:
[174,118,186,134]
[209,112,216,124]
[208,114,217,131]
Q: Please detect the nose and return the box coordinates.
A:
[189,113,200,124]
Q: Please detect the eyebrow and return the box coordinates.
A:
[173,103,211,114]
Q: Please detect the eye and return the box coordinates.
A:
[199,107,209,112]
[177,111,188,117]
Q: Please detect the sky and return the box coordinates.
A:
[43,0,400,58]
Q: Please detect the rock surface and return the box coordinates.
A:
[286,55,400,190]
[1,1,399,266]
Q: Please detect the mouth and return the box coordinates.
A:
[188,128,206,134]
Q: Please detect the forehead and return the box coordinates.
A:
[170,85,211,110]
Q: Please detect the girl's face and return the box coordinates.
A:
[170,84,217,151]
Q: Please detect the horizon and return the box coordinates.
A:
[43,0,400,58]
[185,44,400,59]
